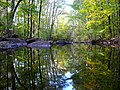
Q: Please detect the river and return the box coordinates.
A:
[0,44,120,90]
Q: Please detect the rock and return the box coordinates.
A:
[11,34,19,38]
[26,38,38,44]
[91,40,98,45]
[0,37,8,41]
[92,38,120,48]
[54,40,72,46]
[27,41,51,48]
[0,40,27,49]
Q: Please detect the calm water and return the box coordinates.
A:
[0,44,120,90]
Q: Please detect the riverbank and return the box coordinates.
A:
[0,37,120,49]
[92,37,120,48]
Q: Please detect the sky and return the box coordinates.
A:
[65,0,74,4]
[64,0,74,12]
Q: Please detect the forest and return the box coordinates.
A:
[0,0,120,90]
[0,0,120,45]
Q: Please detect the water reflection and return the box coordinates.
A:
[0,45,120,90]
[63,72,74,90]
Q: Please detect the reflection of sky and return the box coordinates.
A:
[49,71,75,90]
[63,72,75,90]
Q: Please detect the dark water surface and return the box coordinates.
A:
[0,44,120,90]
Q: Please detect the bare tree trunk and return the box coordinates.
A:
[38,0,43,38]
[30,0,34,38]
[106,0,112,37]
[24,13,26,37]
[6,0,9,37]
[108,16,112,37]
[118,0,120,35]
[11,0,23,24]
[5,0,22,37]
[27,0,30,38]
[49,0,56,40]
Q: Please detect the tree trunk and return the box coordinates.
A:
[38,0,43,38]
[49,0,56,40]
[30,0,34,38]
[108,16,112,37]
[118,0,120,34]
[11,0,23,24]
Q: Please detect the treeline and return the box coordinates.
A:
[0,0,68,40]
[71,0,120,41]
[0,0,120,41]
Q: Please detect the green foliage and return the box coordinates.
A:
[70,0,119,40]
[0,1,11,8]
[0,0,119,40]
